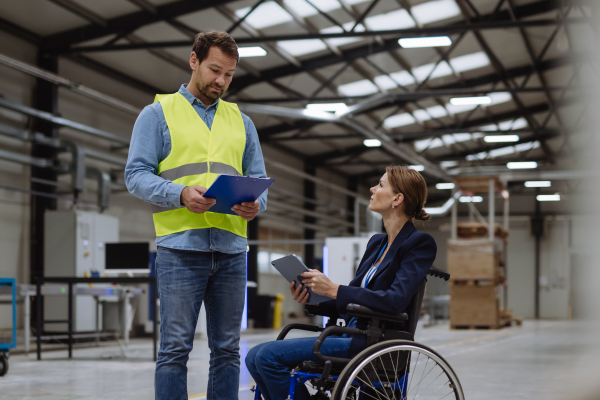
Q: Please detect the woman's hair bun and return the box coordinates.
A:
[415,208,431,221]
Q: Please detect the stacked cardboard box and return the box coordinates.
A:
[448,223,509,329]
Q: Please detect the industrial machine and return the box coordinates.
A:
[44,211,119,332]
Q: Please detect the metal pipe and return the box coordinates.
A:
[0,53,141,115]
[0,97,130,145]
[451,188,458,240]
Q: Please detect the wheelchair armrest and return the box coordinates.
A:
[346,303,408,324]
[427,267,450,281]
[313,326,367,366]
[276,324,324,341]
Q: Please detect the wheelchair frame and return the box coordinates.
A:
[251,268,457,400]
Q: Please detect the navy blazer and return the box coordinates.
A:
[307,222,436,351]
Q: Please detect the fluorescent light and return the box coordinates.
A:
[384,113,416,128]
[507,161,538,169]
[412,0,461,24]
[484,135,520,143]
[450,96,492,106]
[409,165,425,171]
[277,39,327,56]
[525,181,551,187]
[537,194,560,201]
[399,36,452,48]
[459,196,483,203]
[436,183,455,189]
[238,46,267,57]
[235,2,293,29]
[364,139,382,147]
[306,103,348,113]
[467,141,539,161]
[338,79,379,96]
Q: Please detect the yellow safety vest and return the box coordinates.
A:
[151,92,248,238]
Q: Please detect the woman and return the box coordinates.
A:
[245,165,437,400]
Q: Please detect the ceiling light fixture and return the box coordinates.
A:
[409,165,425,171]
[537,194,560,201]
[459,196,483,203]
[449,96,492,106]
[483,135,520,143]
[238,46,267,57]
[363,139,382,147]
[436,183,455,189]
[399,36,452,48]
[507,161,538,169]
[525,181,552,187]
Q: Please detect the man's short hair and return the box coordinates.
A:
[192,31,239,65]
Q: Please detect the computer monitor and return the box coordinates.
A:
[105,242,150,272]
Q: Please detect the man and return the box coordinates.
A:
[125,31,268,400]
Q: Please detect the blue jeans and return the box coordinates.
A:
[245,336,352,400]
[155,247,247,400]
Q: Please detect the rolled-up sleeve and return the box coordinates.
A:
[124,105,186,208]
[241,114,268,213]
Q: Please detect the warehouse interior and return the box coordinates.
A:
[0,0,599,399]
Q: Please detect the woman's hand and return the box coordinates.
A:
[289,281,310,304]
[301,270,340,299]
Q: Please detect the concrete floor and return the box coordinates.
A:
[1,320,599,400]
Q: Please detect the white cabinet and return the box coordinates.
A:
[44,211,119,332]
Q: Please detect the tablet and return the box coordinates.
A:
[271,254,332,305]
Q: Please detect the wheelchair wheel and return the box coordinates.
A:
[331,340,464,400]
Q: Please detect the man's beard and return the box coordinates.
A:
[197,81,225,101]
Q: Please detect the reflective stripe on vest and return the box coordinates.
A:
[151,93,247,238]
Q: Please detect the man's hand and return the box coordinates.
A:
[231,200,260,221]
[180,186,216,214]
[302,270,339,299]
[289,281,310,304]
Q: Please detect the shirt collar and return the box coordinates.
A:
[179,84,220,110]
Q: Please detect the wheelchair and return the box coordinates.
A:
[252,268,464,400]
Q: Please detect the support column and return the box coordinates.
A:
[303,164,317,270]
[247,218,259,327]
[489,179,495,240]
[347,180,357,235]
[451,188,458,240]
[30,51,59,283]
[532,189,543,319]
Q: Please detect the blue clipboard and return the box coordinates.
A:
[202,175,274,215]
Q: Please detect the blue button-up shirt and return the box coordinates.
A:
[125,84,268,253]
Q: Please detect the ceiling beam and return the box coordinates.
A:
[64,18,584,53]
[226,0,565,93]
[255,54,573,139]
[41,0,239,52]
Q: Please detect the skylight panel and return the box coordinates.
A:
[414,132,479,151]
[415,137,443,151]
[283,0,341,18]
[365,9,415,31]
[338,79,379,96]
[374,75,398,91]
[236,2,293,29]
[426,105,449,118]
[321,22,366,48]
[277,39,327,56]
[449,52,490,72]
[445,102,478,114]
[412,61,453,82]
[384,113,416,128]
[389,71,416,86]
[412,0,461,25]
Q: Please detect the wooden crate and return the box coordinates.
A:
[449,283,500,327]
[447,239,503,280]
[455,176,504,194]
[457,222,508,239]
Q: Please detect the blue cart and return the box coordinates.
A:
[0,278,16,376]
